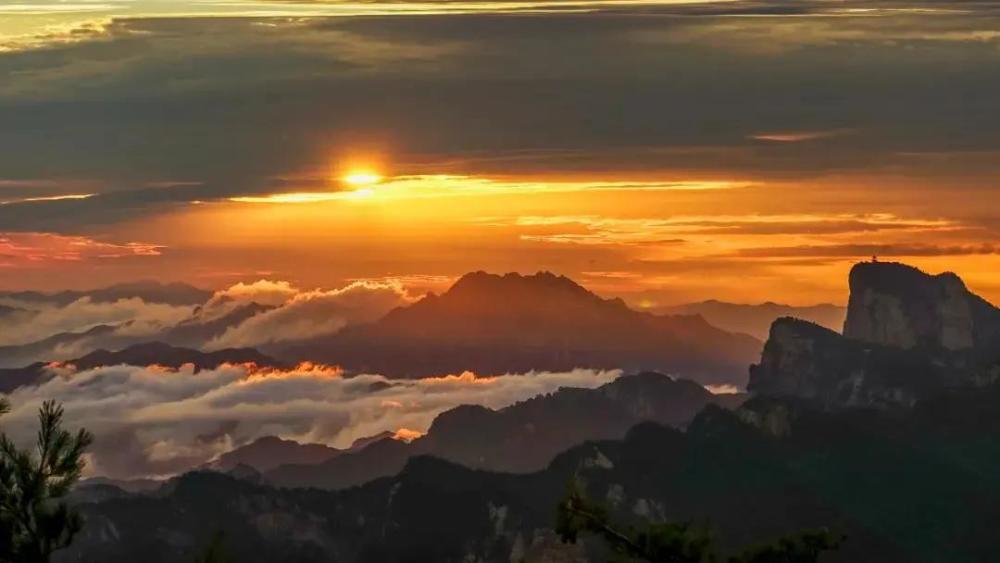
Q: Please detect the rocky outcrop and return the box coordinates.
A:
[751,262,1000,408]
[844,261,1000,351]
[747,262,1000,407]
[748,318,953,408]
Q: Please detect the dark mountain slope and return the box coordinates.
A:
[61,386,1000,563]
[267,372,742,489]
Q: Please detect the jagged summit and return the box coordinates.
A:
[426,270,616,312]
[844,261,1000,351]
[751,262,1000,408]
[283,271,760,383]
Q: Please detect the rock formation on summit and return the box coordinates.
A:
[844,261,1000,351]
[750,262,1000,407]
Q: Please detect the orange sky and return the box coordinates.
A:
[4,170,998,306]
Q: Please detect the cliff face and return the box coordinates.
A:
[750,262,1000,408]
[843,261,1000,351]
[748,317,952,408]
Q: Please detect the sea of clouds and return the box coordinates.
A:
[0,363,620,479]
[0,278,415,366]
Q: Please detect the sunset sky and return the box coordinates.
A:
[3,0,1000,305]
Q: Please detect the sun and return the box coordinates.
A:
[342,170,383,186]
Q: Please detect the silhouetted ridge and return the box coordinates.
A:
[62,383,1000,563]
[1,343,282,394]
[281,271,761,383]
[266,372,743,489]
[72,342,280,371]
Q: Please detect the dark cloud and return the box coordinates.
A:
[0,10,999,232]
[736,244,1000,258]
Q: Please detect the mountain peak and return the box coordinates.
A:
[844,260,998,351]
[446,270,594,300]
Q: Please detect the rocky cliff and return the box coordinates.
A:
[750,262,1000,407]
[748,317,955,407]
[843,261,1000,351]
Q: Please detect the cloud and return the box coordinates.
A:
[205,280,300,309]
[205,280,416,349]
[0,363,619,479]
[750,129,856,143]
[0,232,162,266]
[734,243,1000,258]
[492,213,961,247]
[0,296,193,347]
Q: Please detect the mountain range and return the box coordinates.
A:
[59,384,1000,563]
[661,300,846,340]
[0,281,211,307]
[1,271,762,386]
[279,272,761,384]
[264,372,744,489]
[36,260,1000,562]
[0,343,280,393]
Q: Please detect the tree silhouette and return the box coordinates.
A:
[557,480,842,563]
[0,399,93,563]
[194,531,231,563]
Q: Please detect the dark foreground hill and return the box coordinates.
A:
[280,271,761,384]
[59,384,1000,563]
[266,372,743,489]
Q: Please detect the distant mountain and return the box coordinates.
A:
[661,300,845,340]
[0,342,280,393]
[205,431,403,474]
[0,324,119,368]
[0,304,23,318]
[750,262,1000,407]
[160,302,272,348]
[59,385,1000,563]
[0,302,271,369]
[0,281,211,306]
[70,342,279,371]
[267,372,744,489]
[205,436,340,473]
[281,272,761,384]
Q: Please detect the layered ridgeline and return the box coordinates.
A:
[60,386,1000,563]
[0,342,280,393]
[263,372,743,489]
[661,300,845,341]
[750,261,1000,407]
[281,272,760,384]
[0,272,759,385]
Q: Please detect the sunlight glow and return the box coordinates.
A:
[228,174,749,204]
[342,171,383,186]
